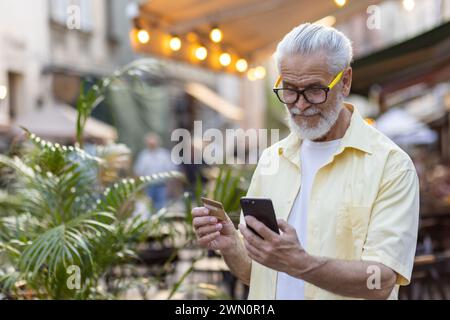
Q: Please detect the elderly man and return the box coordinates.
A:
[192,23,419,300]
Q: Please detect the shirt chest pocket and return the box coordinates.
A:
[336,205,371,260]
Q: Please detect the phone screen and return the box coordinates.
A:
[240,197,279,237]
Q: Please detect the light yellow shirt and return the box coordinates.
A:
[241,103,420,300]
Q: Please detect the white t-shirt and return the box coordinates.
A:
[276,138,342,300]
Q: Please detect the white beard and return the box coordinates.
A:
[286,95,343,141]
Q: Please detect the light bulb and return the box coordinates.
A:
[235,59,248,72]
[169,36,181,51]
[0,85,7,100]
[195,46,208,60]
[402,0,415,11]
[254,66,266,79]
[210,27,222,43]
[219,53,231,66]
[247,68,257,81]
[137,29,150,44]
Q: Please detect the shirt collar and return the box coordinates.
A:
[279,103,374,166]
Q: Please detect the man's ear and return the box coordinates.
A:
[341,67,352,97]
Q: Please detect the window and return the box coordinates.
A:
[7,71,24,121]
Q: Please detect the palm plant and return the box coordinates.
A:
[0,131,184,299]
[0,59,188,299]
[75,59,166,149]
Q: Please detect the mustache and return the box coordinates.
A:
[289,107,321,116]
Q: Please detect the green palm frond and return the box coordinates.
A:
[167,263,195,300]
[0,270,21,294]
[2,131,104,223]
[76,80,105,148]
[117,214,150,243]
[212,168,223,201]
[0,191,21,216]
[183,192,193,227]
[10,165,97,224]
[97,171,185,217]
[0,240,22,257]
[0,213,41,244]
[18,211,115,277]
[0,155,35,180]
[92,214,150,267]
[33,165,97,221]
[23,129,103,165]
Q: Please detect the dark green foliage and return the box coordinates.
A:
[0,131,184,299]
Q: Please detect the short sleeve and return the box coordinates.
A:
[361,169,420,285]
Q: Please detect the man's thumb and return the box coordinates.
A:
[277,218,291,233]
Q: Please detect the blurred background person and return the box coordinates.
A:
[134,132,177,211]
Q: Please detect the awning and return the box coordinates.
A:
[13,103,118,142]
[352,21,450,97]
[185,82,244,121]
[132,0,383,70]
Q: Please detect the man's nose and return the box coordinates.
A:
[293,94,311,111]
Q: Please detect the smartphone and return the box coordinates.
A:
[240,197,279,237]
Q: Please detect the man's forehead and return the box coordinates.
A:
[279,54,328,74]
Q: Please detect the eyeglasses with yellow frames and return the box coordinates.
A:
[273,69,345,105]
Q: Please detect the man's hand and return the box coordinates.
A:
[191,206,252,285]
[238,216,308,275]
[192,207,237,252]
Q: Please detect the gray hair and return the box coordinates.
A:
[275,23,353,74]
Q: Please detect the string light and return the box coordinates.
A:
[235,59,248,72]
[247,66,266,80]
[0,85,7,100]
[128,24,253,75]
[195,46,208,60]
[247,68,257,81]
[254,66,266,79]
[137,29,150,44]
[169,35,181,51]
[210,27,222,43]
[402,0,415,11]
[219,53,231,67]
